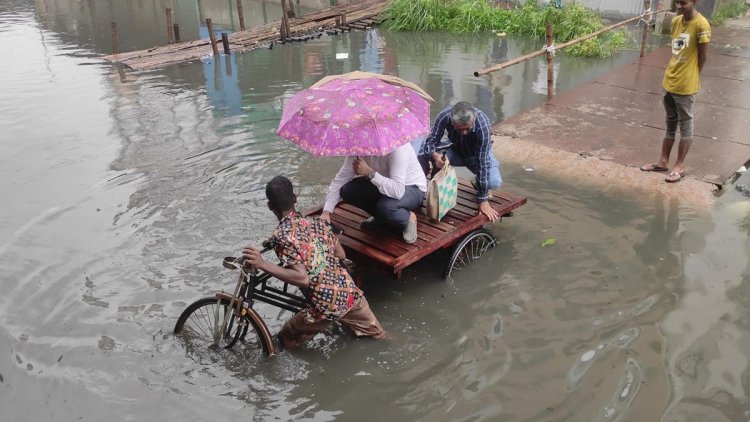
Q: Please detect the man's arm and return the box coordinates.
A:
[323,157,356,215]
[420,107,451,157]
[257,261,310,288]
[369,147,410,199]
[698,43,708,74]
[241,246,310,288]
[697,20,711,74]
[474,113,500,222]
[334,237,346,260]
[697,42,707,74]
[474,113,492,201]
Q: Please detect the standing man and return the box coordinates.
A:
[242,176,386,349]
[641,0,710,183]
[419,101,502,221]
[321,143,427,244]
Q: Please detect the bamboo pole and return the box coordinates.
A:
[206,18,220,56]
[546,24,554,102]
[173,23,181,43]
[640,0,652,57]
[111,21,117,54]
[166,8,174,44]
[221,32,230,54]
[236,0,246,31]
[474,9,668,77]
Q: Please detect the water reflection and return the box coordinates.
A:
[660,177,750,422]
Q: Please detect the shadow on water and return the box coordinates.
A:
[1,0,750,420]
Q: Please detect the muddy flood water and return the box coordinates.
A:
[2,0,750,420]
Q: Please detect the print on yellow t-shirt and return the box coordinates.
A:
[662,13,711,96]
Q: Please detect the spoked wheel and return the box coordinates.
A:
[174,297,276,356]
[443,229,497,279]
[238,306,276,356]
[174,297,244,349]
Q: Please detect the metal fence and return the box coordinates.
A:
[517,0,648,18]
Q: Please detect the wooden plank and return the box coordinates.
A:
[413,213,456,237]
[393,213,487,270]
[330,209,422,253]
[103,0,391,70]
[457,179,518,203]
[337,236,396,267]
[343,205,449,239]
[334,206,438,247]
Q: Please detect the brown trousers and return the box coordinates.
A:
[278,297,385,349]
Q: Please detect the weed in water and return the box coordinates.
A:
[382,0,632,58]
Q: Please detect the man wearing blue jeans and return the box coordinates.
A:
[321,143,427,244]
[419,102,502,221]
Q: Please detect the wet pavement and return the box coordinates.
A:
[2,0,750,421]
[494,19,750,189]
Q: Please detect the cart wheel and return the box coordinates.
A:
[443,229,497,279]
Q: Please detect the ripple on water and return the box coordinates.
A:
[593,357,643,422]
[566,327,640,390]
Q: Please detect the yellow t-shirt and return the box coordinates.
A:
[662,13,711,95]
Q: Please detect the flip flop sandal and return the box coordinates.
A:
[640,163,669,172]
[665,171,685,183]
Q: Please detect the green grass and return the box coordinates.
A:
[382,0,632,58]
[711,0,749,25]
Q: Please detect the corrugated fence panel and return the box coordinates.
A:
[517,0,648,18]
[574,0,647,18]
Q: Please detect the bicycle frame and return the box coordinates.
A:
[212,253,306,347]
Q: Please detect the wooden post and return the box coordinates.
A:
[640,0,651,57]
[166,8,174,43]
[341,11,347,26]
[280,0,290,40]
[236,0,246,31]
[173,23,181,42]
[110,21,117,54]
[206,18,219,56]
[546,23,554,101]
[221,32,230,54]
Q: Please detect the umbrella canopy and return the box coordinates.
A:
[310,71,435,103]
[277,74,432,157]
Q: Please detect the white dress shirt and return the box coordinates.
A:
[324,143,428,213]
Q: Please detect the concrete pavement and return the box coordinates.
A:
[492,16,750,204]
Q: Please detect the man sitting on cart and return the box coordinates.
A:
[242,176,386,349]
[418,101,502,222]
[320,143,427,244]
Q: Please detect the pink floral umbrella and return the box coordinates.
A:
[277,76,432,156]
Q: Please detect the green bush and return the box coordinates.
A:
[382,0,632,58]
[711,0,749,25]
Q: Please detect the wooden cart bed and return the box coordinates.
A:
[305,179,527,277]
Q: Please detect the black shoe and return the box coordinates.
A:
[361,216,378,229]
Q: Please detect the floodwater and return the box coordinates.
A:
[1,0,749,420]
